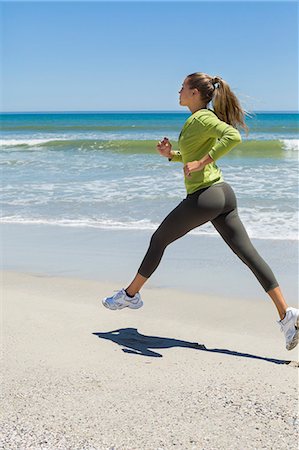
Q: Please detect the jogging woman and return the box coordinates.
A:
[102,72,299,351]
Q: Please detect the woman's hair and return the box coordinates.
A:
[187,72,250,136]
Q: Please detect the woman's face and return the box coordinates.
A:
[179,78,195,106]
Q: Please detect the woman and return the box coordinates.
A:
[102,72,299,351]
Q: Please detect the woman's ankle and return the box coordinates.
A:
[125,288,137,298]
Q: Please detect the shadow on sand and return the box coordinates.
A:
[92,327,296,365]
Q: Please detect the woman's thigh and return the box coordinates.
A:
[154,183,228,245]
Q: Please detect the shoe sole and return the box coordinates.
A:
[102,299,117,310]
[287,315,299,351]
[127,300,143,309]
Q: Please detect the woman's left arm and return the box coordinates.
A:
[184,114,242,177]
[207,118,242,161]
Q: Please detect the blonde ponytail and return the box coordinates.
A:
[187,72,250,136]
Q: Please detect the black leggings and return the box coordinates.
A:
[138,182,279,293]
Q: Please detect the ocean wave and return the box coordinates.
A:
[1,137,298,154]
[0,138,70,148]
[0,216,158,230]
[0,137,158,151]
[0,215,297,241]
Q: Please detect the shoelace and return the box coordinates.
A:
[278,318,288,332]
[278,312,290,332]
[112,289,125,300]
[278,316,296,336]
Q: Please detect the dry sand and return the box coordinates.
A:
[1,270,298,450]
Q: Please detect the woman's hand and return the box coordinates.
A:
[157,137,172,158]
[184,154,214,177]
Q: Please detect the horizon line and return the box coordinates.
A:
[1,109,299,114]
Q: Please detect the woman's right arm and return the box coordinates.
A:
[157,137,182,162]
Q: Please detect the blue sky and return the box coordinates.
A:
[1,1,298,112]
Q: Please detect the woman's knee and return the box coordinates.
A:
[150,228,171,250]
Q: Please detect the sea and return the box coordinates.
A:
[1,111,298,241]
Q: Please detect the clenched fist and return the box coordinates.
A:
[157,137,172,158]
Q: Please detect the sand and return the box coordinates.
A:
[1,270,298,450]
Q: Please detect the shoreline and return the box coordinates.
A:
[1,223,298,302]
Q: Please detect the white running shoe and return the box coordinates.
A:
[102,289,143,311]
[277,307,299,351]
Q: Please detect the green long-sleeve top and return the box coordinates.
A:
[169,108,242,194]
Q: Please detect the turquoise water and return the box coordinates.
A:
[1,111,298,240]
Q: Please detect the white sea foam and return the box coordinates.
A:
[0,214,297,241]
[0,216,158,230]
[280,139,299,152]
[0,138,69,148]
[0,134,161,148]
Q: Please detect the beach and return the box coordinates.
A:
[1,223,299,450]
[1,111,298,448]
[1,267,298,450]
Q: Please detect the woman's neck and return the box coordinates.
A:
[189,104,208,114]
